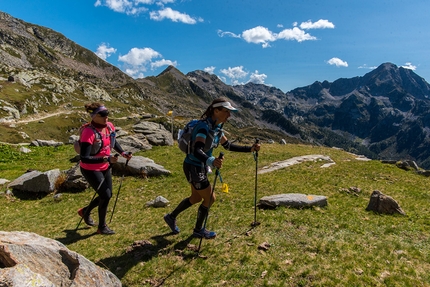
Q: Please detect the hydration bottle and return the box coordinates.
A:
[109,131,116,148]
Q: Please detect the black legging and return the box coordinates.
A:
[80,167,113,228]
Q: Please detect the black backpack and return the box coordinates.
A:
[177,119,222,154]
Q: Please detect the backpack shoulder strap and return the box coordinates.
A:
[106,122,114,133]
[87,123,102,139]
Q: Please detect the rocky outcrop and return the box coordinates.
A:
[0,231,121,287]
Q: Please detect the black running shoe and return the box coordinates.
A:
[193,228,216,239]
[97,225,115,235]
[78,207,96,226]
[164,214,180,234]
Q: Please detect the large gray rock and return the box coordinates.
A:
[259,193,328,209]
[61,163,90,192]
[258,155,334,174]
[0,231,121,287]
[116,135,152,154]
[8,169,61,193]
[133,121,173,146]
[112,156,171,177]
[30,139,64,147]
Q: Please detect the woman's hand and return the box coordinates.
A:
[251,143,261,152]
[213,157,223,169]
[122,151,133,160]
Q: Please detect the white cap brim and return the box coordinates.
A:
[212,101,238,111]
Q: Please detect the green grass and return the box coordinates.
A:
[1,143,430,286]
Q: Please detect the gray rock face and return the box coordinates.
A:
[0,231,121,287]
[259,193,328,209]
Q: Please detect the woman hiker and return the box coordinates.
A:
[164,97,261,239]
[77,102,132,235]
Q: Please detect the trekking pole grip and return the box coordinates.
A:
[125,152,132,167]
[254,138,260,158]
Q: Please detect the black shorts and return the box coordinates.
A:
[183,161,210,190]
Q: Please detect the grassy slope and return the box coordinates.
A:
[1,143,430,286]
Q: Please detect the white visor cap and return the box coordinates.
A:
[212,101,238,111]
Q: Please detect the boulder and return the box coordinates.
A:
[145,195,169,208]
[0,231,121,287]
[133,121,173,146]
[116,135,152,154]
[112,155,171,177]
[8,169,61,193]
[61,163,90,192]
[365,190,406,215]
[258,193,328,209]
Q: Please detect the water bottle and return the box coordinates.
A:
[109,131,116,148]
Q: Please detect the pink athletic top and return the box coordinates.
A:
[79,122,114,171]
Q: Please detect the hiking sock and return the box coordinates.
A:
[195,204,209,231]
[170,198,192,218]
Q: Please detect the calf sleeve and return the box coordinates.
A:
[195,204,209,231]
[171,198,192,218]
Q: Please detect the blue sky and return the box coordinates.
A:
[0,0,429,92]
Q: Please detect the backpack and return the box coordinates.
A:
[73,123,114,155]
[178,119,222,154]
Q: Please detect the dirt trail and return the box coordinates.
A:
[4,110,76,125]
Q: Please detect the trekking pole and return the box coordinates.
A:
[75,164,111,231]
[197,152,224,254]
[251,138,261,227]
[109,152,131,224]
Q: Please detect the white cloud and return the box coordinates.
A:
[327,57,348,67]
[221,23,322,47]
[118,47,174,77]
[358,64,377,69]
[119,47,161,66]
[151,59,177,69]
[95,0,199,21]
[204,66,216,74]
[248,70,267,84]
[300,19,335,30]
[94,0,147,15]
[220,66,248,85]
[150,7,200,24]
[242,26,277,48]
[401,62,417,70]
[155,0,174,4]
[217,30,241,38]
[95,43,117,60]
[277,27,317,42]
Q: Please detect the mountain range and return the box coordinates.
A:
[1,11,430,168]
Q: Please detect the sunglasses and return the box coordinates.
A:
[97,110,109,117]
